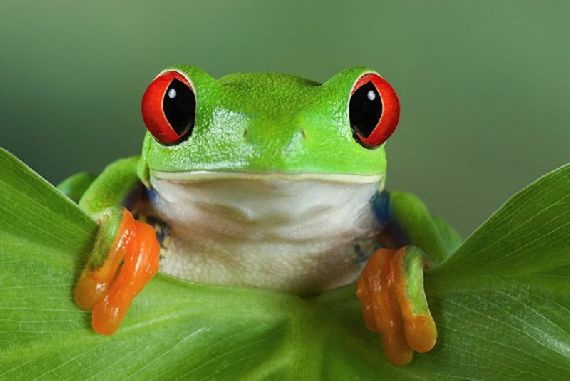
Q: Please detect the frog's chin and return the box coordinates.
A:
[146,169,384,294]
[150,170,384,185]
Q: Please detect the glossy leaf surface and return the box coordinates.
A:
[0,148,568,379]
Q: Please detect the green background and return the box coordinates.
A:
[0,0,568,236]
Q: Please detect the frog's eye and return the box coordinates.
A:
[349,73,399,149]
[141,70,196,145]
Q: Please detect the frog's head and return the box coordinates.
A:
[138,65,399,187]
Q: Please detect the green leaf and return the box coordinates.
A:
[0,147,568,379]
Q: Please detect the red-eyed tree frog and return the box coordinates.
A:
[57,66,461,366]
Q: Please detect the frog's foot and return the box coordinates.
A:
[356,246,436,366]
[74,208,160,335]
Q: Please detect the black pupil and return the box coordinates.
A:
[163,79,196,137]
[349,81,382,138]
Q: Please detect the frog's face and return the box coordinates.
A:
[138,65,399,183]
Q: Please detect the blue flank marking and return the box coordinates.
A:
[147,187,158,204]
[373,190,410,246]
[372,191,390,227]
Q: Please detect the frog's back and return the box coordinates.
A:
[217,72,321,114]
[218,72,320,88]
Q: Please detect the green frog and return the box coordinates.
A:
[58,65,461,366]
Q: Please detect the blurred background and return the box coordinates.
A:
[0,0,568,237]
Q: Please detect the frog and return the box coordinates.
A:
[57,65,461,366]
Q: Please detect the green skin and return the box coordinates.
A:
[59,65,461,320]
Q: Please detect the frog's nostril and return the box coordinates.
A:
[243,128,249,139]
[300,129,306,139]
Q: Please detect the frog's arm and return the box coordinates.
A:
[71,156,159,335]
[374,191,461,266]
[57,172,97,203]
[57,156,142,208]
[357,190,462,366]
[432,215,463,256]
[77,156,141,214]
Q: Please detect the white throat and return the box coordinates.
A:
[148,171,382,294]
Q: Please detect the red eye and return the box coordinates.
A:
[349,73,400,149]
[141,70,196,145]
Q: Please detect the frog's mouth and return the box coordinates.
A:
[147,169,383,238]
[150,170,384,185]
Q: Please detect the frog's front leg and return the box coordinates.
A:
[357,191,461,365]
[72,157,160,335]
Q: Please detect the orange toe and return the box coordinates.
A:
[356,247,436,366]
[92,220,159,335]
[75,209,160,335]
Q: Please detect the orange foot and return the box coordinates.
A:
[74,208,160,335]
[356,247,437,366]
